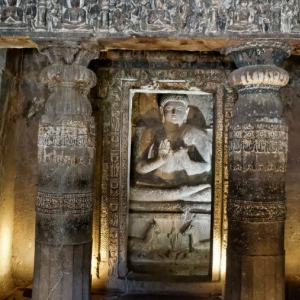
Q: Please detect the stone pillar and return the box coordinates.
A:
[224,42,290,300]
[32,42,98,300]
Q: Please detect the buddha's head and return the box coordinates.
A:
[70,0,80,8]
[8,0,17,6]
[160,94,189,127]
[240,0,248,7]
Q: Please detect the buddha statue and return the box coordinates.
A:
[130,94,212,202]
[63,0,86,26]
[1,0,23,23]
[227,0,259,32]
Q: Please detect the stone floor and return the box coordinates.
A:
[5,288,222,300]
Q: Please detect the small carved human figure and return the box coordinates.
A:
[188,0,203,32]
[46,0,62,31]
[254,0,271,33]
[1,0,23,23]
[281,0,293,33]
[217,3,228,32]
[129,0,142,31]
[64,0,86,25]
[86,0,101,28]
[131,94,211,202]
[25,0,37,30]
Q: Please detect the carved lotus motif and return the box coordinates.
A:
[40,64,96,117]
[40,64,97,89]
[228,65,289,87]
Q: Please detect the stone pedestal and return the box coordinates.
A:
[32,42,98,300]
[225,42,290,300]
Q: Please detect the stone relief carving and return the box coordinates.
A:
[1,0,300,35]
[131,93,212,201]
[89,51,232,286]
[128,92,213,276]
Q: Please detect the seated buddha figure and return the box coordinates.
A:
[227,0,259,32]
[130,94,212,202]
[1,0,23,23]
[63,0,86,26]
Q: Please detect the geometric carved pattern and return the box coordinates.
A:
[227,199,286,222]
[38,120,95,148]
[38,119,95,165]
[229,122,288,172]
[36,192,93,214]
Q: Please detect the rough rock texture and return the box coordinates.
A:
[281,55,300,300]
[11,49,49,288]
[0,49,23,299]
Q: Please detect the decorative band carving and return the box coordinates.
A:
[36,192,93,214]
[229,123,287,139]
[38,120,95,148]
[228,122,288,172]
[227,199,286,222]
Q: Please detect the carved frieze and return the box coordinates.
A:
[1,0,300,36]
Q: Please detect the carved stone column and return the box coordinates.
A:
[224,42,290,300]
[32,42,98,300]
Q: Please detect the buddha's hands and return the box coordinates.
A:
[173,146,190,167]
[158,139,173,161]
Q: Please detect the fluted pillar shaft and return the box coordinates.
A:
[225,42,290,300]
[32,42,98,300]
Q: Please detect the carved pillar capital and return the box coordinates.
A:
[38,41,99,66]
[225,42,290,300]
[37,41,98,121]
[225,42,290,123]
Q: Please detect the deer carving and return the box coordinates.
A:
[183,220,210,252]
[128,219,161,252]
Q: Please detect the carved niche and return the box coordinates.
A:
[90,51,235,293]
[128,92,213,277]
